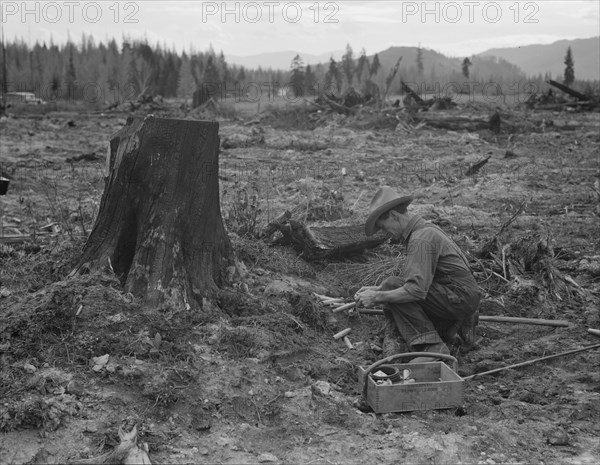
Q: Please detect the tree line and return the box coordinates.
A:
[0,34,286,104]
[0,35,594,105]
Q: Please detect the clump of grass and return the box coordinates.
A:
[217,326,273,358]
[222,183,262,238]
[1,395,82,432]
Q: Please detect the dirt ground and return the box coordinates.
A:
[1,99,599,464]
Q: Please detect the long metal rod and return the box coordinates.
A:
[463,343,600,381]
[357,308,569,327]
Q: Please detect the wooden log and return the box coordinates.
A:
[333,328,351,340]
[465,155,491,176]
[358,309,385,315]
[400,80,425,104]
[588,329,600,338]
[412,113,492,131]
[274,221,388,260]
[261,210,291,238]
[322,94,355,115]
[332,302,356,313]
[547,80,589,101]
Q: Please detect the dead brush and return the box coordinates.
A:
[289,293,332,333]
[217,325,272,358]
[222,184,262,238]
[38,174,99,241]
[324,250,406,293]
[1,395,82,432]
[263,104,318,130]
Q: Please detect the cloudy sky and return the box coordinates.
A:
[2,1,599,57]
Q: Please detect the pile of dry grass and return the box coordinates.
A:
[323,250,406,293]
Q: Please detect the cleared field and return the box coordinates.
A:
[1,99,599,464]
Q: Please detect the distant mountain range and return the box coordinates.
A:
[478,37,599,81]
[226,37,600,81]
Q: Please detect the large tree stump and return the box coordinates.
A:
[77,115,232,309]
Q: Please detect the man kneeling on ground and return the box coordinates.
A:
[355,187,481,363]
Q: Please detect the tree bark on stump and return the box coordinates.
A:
[77,115,232,309]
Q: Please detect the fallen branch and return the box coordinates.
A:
[588,328,600,338]
[321,94,355,115]
[497,201,527,237]
[465,155,491,176]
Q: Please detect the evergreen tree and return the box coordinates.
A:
[177,53,195,99]
[461,57,472,79]
[304,64,316,96]
[289,54,305,97]
[370,53,381,78]
[325,57,342,94]
[236,67,246,85]
[563,46,574,86]
[416,45,424,77]
[65,43,77,99]
[218,51,231,88]
[202,54,220,98]
[356,48,369,85]
[341,43,355,89]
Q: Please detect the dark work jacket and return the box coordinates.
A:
[401,215,481,308]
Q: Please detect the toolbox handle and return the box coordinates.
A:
[361,352,458,400]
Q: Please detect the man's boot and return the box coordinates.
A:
[458,308,479,350]
[409,342,450,364]
[382,320,410,358]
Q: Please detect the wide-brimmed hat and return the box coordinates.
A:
[365,187,413,236]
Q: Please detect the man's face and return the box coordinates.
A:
[375,210,405,237]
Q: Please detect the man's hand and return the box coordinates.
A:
[355,288,381,307]
[354,286,380,299]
